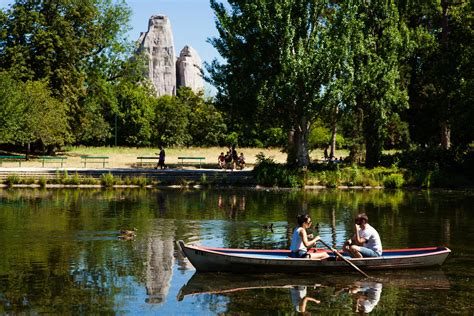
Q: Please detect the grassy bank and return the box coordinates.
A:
[253,155,474,189]
[0,146,349,169]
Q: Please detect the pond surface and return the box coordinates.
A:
[0,188,473,314]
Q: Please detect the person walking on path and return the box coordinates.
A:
[156,146,166,169]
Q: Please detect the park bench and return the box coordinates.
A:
[39,156,67,168]
[80,156,109,168]
[0,155,26,167]
[177,156,205,169]
[136,156,159,167]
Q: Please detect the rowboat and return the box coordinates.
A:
[177,240,451,273]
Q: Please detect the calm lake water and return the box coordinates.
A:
[0,188,473,314]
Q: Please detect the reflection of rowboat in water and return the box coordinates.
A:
[178,241,451,273]
[177,270,450,301]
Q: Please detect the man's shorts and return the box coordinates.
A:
[358,247,381,258]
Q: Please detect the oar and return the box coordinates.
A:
[317,238,369,278]
[312,223,369,278]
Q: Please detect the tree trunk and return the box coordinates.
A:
[348,108,364,164]
[365,134,383,168]
[287,116,311,167]
[287,128,297,165]
[439,0,451,151]
[440,121,451,150]
[329,105,339,159]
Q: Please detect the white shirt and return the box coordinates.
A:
[358,282,383,313]
[290,286,307,312]
[290,227,306,252]
[359,224,383,255]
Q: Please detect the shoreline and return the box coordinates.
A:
[1,167,472,190]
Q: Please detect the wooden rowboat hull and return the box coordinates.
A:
[177,240,451,274]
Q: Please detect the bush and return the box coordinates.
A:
[5,174,21,186]
[64,172,81,185]
[132,176,148,187]
[253,153,303,188]
[81,177,100,185]
[38,177,47,187]
[22,178,36,185]
[100,173,116,187]
[383,174,405,188]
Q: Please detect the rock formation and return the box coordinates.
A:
[138,15,176,96]
[138,15,204,96]
[176,46,204,93]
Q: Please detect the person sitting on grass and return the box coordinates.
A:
[343,213,382,258]
[218,152,226,169]
[237,152,245,169]
[289,214,329,260]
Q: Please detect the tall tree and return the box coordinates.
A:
[0,72,70,152]
[342,1,409,167]
[208,0,346,167]
[0,0,132,143]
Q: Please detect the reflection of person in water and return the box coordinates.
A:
[156,194,167,215]
[217,194,247,219]
[290,286,320,313]
[349,282,383,313]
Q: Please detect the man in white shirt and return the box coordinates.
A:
[344,213,383,258]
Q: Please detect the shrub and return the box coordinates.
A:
[81,177,100,185]
[200,174,208,185]
[5,174,21,186]
[22,178,36,185]
[64,172,80,185]
[132,176,148,187]
[253,153,303,188]
[38,177,47,187]
[100,173,116,187]
[383,174,405,188]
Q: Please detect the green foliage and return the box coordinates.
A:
[261,128,286,148]
[0,72,23,144]
[153,95,191,147]
[178,87,226,147]
[309,121,345,150]
[100,173,116,187]
[401,0,474,150]
[209,0,351,166]
[383,174,405,188]
[307,165,400,188]
[0,73,70,148]
[130,176,148,187]
[5,174,21,186]
[253,153,303,188]
[116,82,156,146]
[38,177,47,188]
[341,1,409,166]
[0,0,132,130]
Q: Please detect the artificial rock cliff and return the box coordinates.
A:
[176,45,204,93]
[138,15,204,96]
[138,15,176,96]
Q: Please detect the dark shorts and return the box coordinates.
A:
[290,250,309,258]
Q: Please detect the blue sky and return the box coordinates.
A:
[1,0,221,91]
